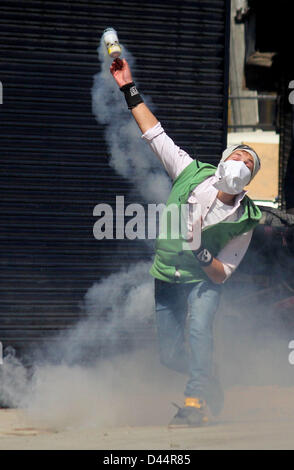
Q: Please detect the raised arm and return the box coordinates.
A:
[110,58,158,133]
[110,58,193,180]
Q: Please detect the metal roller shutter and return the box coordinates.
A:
[0,0,230,353]
[278,77,293,210]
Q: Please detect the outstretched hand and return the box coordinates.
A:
[110,58,133,88]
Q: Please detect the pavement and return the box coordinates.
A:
[1,386,294,450]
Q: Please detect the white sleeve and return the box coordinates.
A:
[141,122,194,180]
[216,230,253,282]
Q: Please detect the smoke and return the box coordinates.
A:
[91,38,171,204]
[0,262,179,430]
[0,348,30,409]
[39,262,155,366]
[1,32,294,440]
[213,262,294,425]
[0,35,174,430]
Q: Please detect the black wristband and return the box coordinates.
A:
[193,246,213,267]
[120,82,144,109]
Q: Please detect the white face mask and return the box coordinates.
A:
[213,160,251,195]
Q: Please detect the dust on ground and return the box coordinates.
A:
[1,386,294,450]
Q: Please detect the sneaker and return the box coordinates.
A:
[168,397,209,428]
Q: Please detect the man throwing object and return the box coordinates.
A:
[110,58,261,427]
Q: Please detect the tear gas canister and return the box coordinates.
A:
[102,27,122,58]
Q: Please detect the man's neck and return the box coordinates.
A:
[217,190,236,206]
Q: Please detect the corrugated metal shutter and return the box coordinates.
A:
[278,77,293,210]
[0,0,230,353]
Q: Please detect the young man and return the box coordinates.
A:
[110,58,261,427]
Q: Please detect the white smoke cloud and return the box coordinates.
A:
[91,38,171,203]
[84,261,153,319]
[41,262,155,365]
[0,262,164,430]
[2,32,294,439]
[0,35,173,430]
[0,348,29,408]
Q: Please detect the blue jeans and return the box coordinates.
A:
[154,279,221,401]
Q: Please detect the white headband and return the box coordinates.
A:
[221,144,261,180]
